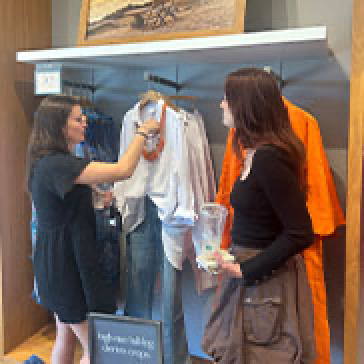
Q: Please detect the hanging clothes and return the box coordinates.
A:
[114,100,217,290]
[114,100,217,364]
[215,98,345,364]
[125,196,190,364]
[114,99,196,270]
[81,109,120,162]
[180,109,218,292]
[75,109,121,288]
[181,109,217,209]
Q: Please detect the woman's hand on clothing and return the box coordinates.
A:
[91,185,114,209]
[138,119,161,135]
[214,251,243,278]
[93,187,113,208]
[75,119,161,185]
[102,190,113,208]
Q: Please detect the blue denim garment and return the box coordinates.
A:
[23,355,45,363]
[125,197,191,364]
[31,202,41,304]
[94,207,120,285]
[83,110,120,162]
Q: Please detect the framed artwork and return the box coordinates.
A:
[78,0,246,46]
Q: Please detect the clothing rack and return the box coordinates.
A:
[144,71,182,92]
[144,67,285,93]
[63,80,97,94]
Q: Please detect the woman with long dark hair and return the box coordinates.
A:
[26,95,160,364]
[202,68,315,363]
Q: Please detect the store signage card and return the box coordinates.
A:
[89,313,163,364]
[34,63,62,95]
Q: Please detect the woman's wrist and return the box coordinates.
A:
[136,124,149,134]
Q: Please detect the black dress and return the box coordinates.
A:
[31,152,116,323]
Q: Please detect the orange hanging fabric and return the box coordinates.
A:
[216,98,345,364]
[142,103,167,162]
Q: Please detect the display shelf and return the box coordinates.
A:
[16,26,328,69]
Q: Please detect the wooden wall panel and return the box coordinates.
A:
[0,0,52,355]
[344,0,364,363]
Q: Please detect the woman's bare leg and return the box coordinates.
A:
[51,315,77,364]
[70,320,90,364]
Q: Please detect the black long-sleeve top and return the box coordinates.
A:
[230,146,314,286]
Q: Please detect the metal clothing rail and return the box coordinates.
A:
[144,71,182,91]
[63,79,97,94]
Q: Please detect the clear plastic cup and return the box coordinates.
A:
[92,182,113,210]
[199,203,228,254]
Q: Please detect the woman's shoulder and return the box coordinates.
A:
[252,145,294,177]
[253,145,287,165]
[34,152,78,175]
[36,151,69,166]
[32,151,89,197]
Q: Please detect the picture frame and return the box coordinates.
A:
[89,312,163,364]
[78,0,246,46]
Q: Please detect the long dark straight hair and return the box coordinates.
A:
[225,68,306,189]
[26,95,80,193]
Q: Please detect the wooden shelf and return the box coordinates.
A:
[16,26,328,69]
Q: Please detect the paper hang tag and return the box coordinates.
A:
[35,63,62,95]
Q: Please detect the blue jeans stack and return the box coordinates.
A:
[125,197,191,364]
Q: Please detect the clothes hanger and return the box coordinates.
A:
[139,89,179,112]
[169,95,198,102]
[169,94,199,113]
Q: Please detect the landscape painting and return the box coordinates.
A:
[78,0,246,45]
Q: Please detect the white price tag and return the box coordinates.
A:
[35,63,62,95]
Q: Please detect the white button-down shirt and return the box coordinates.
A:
[114,100,196,269]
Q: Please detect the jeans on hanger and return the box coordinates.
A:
[124,197,191,364]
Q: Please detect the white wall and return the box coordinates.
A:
[52,1,352,362]
[52,0,82,48]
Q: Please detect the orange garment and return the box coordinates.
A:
[216,99,345,364]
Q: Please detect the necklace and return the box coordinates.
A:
[142,103,166,161]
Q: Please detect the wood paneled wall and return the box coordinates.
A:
[0,0,52,355]
[344,0,364,363]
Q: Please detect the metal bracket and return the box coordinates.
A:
[263,63,286,90]
[62,80,97,94]
[144,71,182,92]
